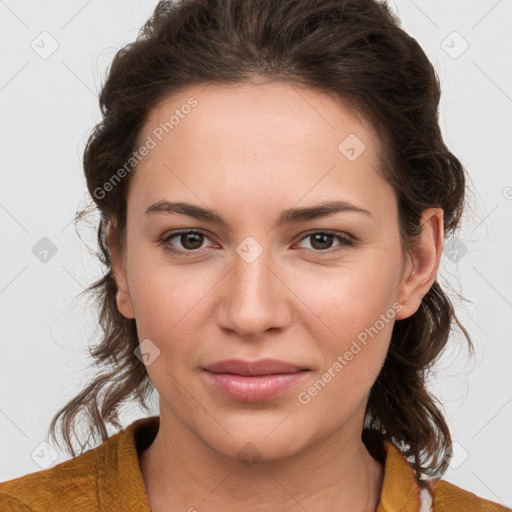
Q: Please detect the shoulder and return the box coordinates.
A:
[429,478,510,512]
[0,433,115,511]
[376,439,510,512]
[0,416,157,512]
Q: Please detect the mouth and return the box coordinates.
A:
[202,358,310,402]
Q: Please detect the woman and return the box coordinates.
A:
[0,0,509,510]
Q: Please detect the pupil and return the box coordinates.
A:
[311,233,332,250]
[182,233,203,250]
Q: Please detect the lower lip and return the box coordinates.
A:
[203,371,308,402]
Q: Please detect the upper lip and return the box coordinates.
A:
[203,358,308,376]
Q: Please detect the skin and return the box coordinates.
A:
[108,80,443,512]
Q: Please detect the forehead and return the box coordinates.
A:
[140,80,379,153]
[127,81,391,220]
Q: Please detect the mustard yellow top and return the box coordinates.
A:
[0,415,509,511]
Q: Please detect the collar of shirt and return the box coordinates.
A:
[111,415,432,512]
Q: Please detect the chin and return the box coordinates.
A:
[198,415,315,464]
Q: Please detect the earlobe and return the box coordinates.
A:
[395,208,444,320]
[115,288,136,320]
[107,221,136,320]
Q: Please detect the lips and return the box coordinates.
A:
[204,358,307,376]
[202,358,309,401]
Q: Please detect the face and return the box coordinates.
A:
[109,80,442,461]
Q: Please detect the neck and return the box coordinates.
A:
[139,408,384,512]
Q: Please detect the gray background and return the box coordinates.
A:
[0,0,511,506]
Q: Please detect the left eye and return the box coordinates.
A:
[159,230,353,255]
[296,231,353,252]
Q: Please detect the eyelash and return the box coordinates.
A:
[157,229,355,257]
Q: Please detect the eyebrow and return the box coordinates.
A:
[144,199,372,227]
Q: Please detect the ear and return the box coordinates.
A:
[394,207,444,320]
[107,220,136,319]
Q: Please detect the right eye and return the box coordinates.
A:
[159,229,214,255]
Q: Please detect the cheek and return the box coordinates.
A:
[287,255,401,405]
[290,257,401,342]
[294,276,396,421]
[127,248,208,332]
[125,268,205,384]
[128,266,207,395]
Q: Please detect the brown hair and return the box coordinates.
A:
[49,0,473,478]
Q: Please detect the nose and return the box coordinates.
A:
[215,241,292,339]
